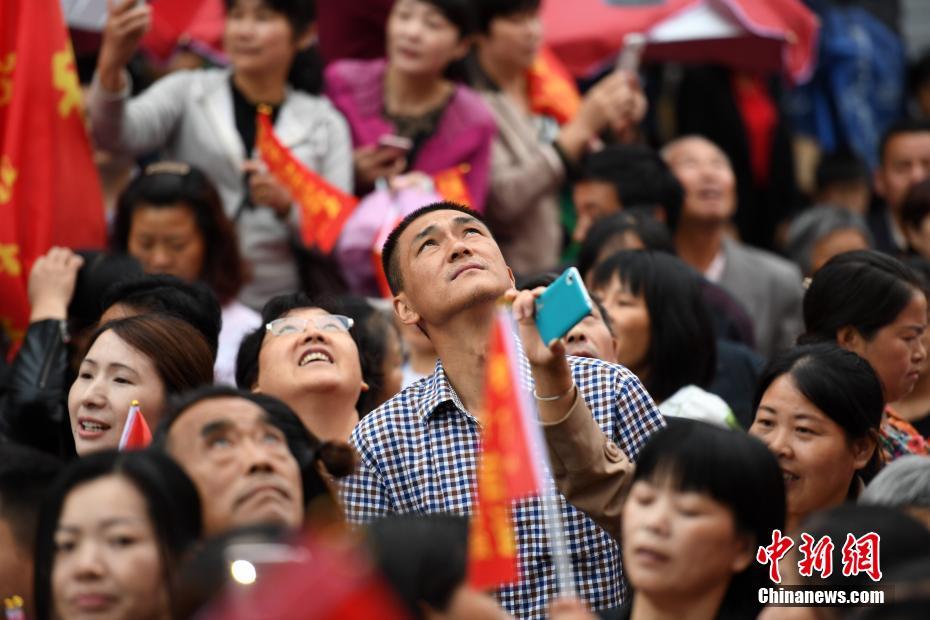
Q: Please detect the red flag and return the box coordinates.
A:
[255,107,358,254]
[0,0,106,350]
[527,46,581,126]
[119,401,152,451]
[468,309,547,590]
[431,164,473,208]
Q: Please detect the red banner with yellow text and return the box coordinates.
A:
[527,46,582,126]
[256,108,358,254]
[468,309,547,590]
[0,0,106,349]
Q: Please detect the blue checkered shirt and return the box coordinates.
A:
[341,351,664,619]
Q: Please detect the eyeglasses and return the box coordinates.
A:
[265,315,354,337]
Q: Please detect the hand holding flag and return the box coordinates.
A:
[119,400,152,451]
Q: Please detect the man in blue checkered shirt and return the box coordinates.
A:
[341,203,664,619]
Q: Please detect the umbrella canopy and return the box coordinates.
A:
[542,0,819,85]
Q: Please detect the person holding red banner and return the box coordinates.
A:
[87,0,354,311]
[463,0,647,276]
[324,0,496,208]
[342,203,664,618]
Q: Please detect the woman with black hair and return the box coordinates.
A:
[33,450,202,620]
[324,0,497,205]
[590,251,736,428]
[110,162,262,384]
[88,0,353,310]
[463,0,646,274]
[800,250,929,460]
[749,344,884,533]
[600,421,785,620]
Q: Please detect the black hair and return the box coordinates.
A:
[111,163,247,305]
[340,296,401,417]
[100,274,222,359]
[576,211,674,281]
[814,146,870,190]
[901,177,930,232]
[152,385,355,509]
[417,0,479,37]
[33,450,202,620]
[233,292,347,390]
[631,420,785,618]
[223,0,321,94]
[753,344,885,483]
[879,118,930,166]
[579,145,684,232]
[801,250,925,344]
[68,251,144,333]
[910,49,930,97]
[365,514,470,619]
[591,251,716,403]
[0,444,62,549]
[381,202,484,295]
[469,0,540,34]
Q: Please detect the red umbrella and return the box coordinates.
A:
[542,0,819,85]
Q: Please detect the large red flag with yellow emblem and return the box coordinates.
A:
[0,0,106,348]
[468,308,547,590]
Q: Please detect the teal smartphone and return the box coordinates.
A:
[534,267,594,346]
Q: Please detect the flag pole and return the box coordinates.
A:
[502,310,577,599]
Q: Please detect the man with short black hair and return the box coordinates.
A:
[869,118,930,253]
[344,202,663,618]
[153,386,347,536]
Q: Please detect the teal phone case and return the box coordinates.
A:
[534,267,594,345]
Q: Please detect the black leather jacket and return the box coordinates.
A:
[0,319,76,458]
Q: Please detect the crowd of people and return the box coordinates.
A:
[3,0,930,618]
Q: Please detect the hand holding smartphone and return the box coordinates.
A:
[534,267,594,346]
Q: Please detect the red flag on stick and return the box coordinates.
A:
[119,401,152,451]
[255,107,358,254]
[468,309,547,590]
[0,0,106,350]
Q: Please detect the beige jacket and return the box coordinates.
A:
[542,389,634,542]
[478,91,566,276]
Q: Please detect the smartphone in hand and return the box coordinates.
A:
[534,267,594,346]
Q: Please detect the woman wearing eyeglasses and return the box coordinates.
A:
[236,293,367,442]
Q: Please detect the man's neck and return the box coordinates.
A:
[630,587,727,620]
[290,392,359,442]
[675,219,726,274]
[428,304,496,413]
[233,71,287,106]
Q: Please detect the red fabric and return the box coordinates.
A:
[118,403,153,451]
[468,311,544,590]
[527,46,581,126]
[0,0,106,350]
[140,0,214,62]
[731,72,776,186]
[256,109,359,254]
[541,0,818,85]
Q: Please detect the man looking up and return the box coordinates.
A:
[341,202,664,618]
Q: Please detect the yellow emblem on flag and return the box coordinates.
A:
[0,53,14,107]
[0,156,17,205]
[0,243,21,277]
[52,44,81,119]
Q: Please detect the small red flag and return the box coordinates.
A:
[0,0,107,351]
[255,107,358,254]
[527,46,581,126]
[468,309,547,590]
[431,164,473,208]
[119,401,152,451]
